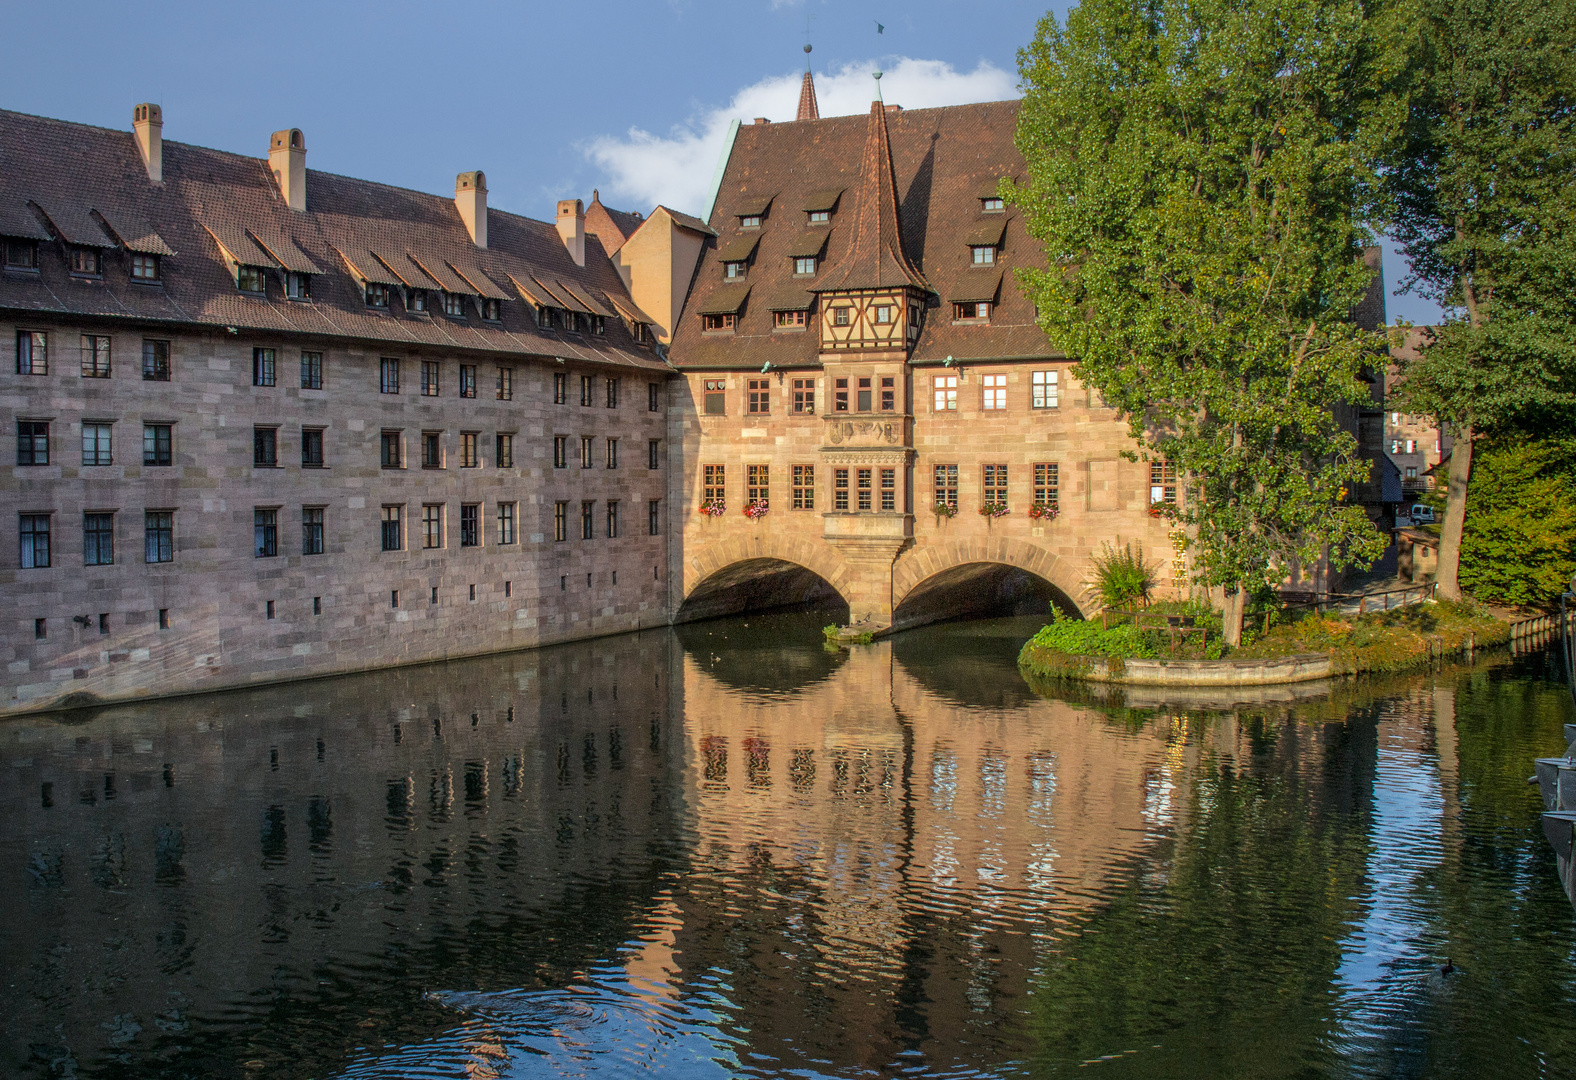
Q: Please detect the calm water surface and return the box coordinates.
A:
[2,612,1574,1079]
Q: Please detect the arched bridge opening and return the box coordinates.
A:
[890,561,1084,632]
[676,558,850,625]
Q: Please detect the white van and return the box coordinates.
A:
[1405,504,1436,526]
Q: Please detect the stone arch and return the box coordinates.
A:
[678,532,855,623]
[891,536,1090,626]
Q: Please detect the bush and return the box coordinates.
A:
[1458,440,1576,608]
[1087,542,1160,609]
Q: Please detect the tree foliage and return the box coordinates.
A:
[1457,440,1576,607]
[1012,0,1386,642]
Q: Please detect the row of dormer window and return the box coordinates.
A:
[5,236,163,283]
[734,194,1002,230]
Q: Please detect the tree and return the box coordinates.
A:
[1457,439,1576,607]
[1377,0,1576,600]
[1013,0,1386,644]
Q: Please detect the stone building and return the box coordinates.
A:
[1383,326,1451,507]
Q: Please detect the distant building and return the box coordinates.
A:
[1383,327,1452,507]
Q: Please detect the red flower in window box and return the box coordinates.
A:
[743,502,769,519]
[1148,503,1167,518]
[979,502,1010,518]
[1028,502,1059,520]
[933,501,959,518]
[700,500,727,517]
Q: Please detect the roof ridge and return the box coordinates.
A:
[824,101,929,294]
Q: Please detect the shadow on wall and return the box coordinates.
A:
[676,557,850,624]
[892,562,1081,632]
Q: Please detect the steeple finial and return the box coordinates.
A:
[797,45,820,121]
[873,70,884,103]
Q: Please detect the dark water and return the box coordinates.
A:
[2,612,1574,1079]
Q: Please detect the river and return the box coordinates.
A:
[2,610,1573,1079]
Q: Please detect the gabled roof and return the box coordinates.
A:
[584,189,645,253]
[821,102,928,294]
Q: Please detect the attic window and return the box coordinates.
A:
[774,310,807,329]
[724,261,747,280]
[793,256,816,276]
[982,196,1005,212]
[591,314,605,335]
[702,313,736,332]
[954,301,991,322]
[740,215,761,229]
[568,311,589,333]
[631,321,651,343]
[408,288,428,312]
[286,272,311,300]
[971,245,997,266]
[808,210,830,225]
[482,298,502,321]
[70,247,101,275]
[131,253,161,282]
[366,282,390,308]
[3,238,38,269]
[443,292,466,318]
[237,265,267,293]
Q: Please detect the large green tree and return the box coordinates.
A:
[1456,438,1576,607]
[1013,0,1386,645]
[1377,0,1576,600]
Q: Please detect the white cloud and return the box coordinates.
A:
[584,57,1018,217]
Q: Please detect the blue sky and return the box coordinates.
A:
[4,0,1437,323]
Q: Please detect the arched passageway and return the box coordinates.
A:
[890,562,1084,632]
[676,558,850,624]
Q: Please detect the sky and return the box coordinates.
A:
[2,0,1438,323]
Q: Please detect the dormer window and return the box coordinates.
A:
[702,313,736,332]
[793,256,817,276]
[69,247,101,275]
[724,261,747,280]
[982,196,1005,212]
[740,215,761,229]
[366,282,390,308]
[442,292,466,318]
[808,210,831,225]
[568,311,589,333]
[286,272,311,300]
[482,298,502,321]
[954,301,991,322]
[408,288,428,313]
[631,321,651,344]
[591,314,605,335]
[3,238,39,269]
[237,265,267,293]
[131,253,161,282]
[774,310,807,329]
[971,245,997,265]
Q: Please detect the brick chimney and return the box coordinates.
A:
[133,103,162,183]
[455,171,488,248]
[557,198,585,266]
[268,128,307,211]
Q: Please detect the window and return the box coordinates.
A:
[648,499,661,535]
[873,305,895,324]
[460,503,480,547]
[858,377,872,412]
[286,272,311,300]
[834,468,849,511]
[302,507,324,555]
[456,431,478,468]
[835,378,849,412]
[606,378,620,408]
[833,306,850,327]
[482,298,501,321]
[497,366,513,400]
[1031,370,1059,409]
[459,364,477,399]
[301,428,324,467]
[379,357,399,394]
[703,379,727,415]
[553,372,567,404]
[380,430,403,469]
[1405,439,1417,454]
[144,511,174,563]
[581,501,595,540]
[1150,461,1177,507]
[443,292,466,318]
[792,378,815,413]
[81,334,111,377]
[881,376,896,411]
[1406,465,1419,479]
[554,501,568,542]
[84,513,114,566]
[748,378,770,414]
[794,257,817,275]
[537,305,558,329]
[497,502,516,544]
[422,504,444,549]
[856,468,873,511]
[82,423,112,466]
[408,289,427,313]
[982,196,1005,212]
[301,351,323,389]
[143,424,172,466]
[253,427,278,467]
[702,313,736,332]
[702,464,725,506]
[553,435,568,469]
[131,253,160,282]
[809,210,831,224]
[142,339,170,381]
[648,382,661,411]
[16,330,46,374]
[35,617,47,639]
[606,500,620,538]
[421,431,442,469]
[381,505,403,551]
[606,437,619,468]
[568,311,589,334]
[253,347,276,387]
[982,373,1007,410]
[21,514,51,568]
[1034,462,1059,508]
[254,509,278,557]
[648,439,660,469]
[747,464,769,507]
[17,421,48,465]
[580,374,594,406]
[775,309,808,329]
[879,468,896,512]
[580,435,594,469]
[983,464,1008,506]
[934,464,959,510]
[496,433,514,468]
[632,320,652,343]
[792,464,815,509]
[421,361,440,396]
[237,265,267,293]
[971,246,997,266]
[954,301,990,321]
[4,238,38,268]
[740,215,761,228]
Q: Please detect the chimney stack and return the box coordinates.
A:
[269,128,307,211]
[133,103,163,183]
[455,171,488,248]
[557,198,585,266]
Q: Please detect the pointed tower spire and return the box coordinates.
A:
[826,98,928,293]
[797,44,819,121]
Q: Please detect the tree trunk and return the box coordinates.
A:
[1222,585,1246,647]
[1436,424,1473,601]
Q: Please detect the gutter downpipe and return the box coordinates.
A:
[701,119,741,225]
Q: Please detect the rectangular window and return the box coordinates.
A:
[702,463,725,507]
[254,508,278,557]
[237,265,267,293]
[380,357,400,394]
[300,351,323,389]
[934,464,959,510]
[880,468,896,512]
[580,435,594,469]
[648,499,661,536]
[983,464,1009,505]
[144,511,173,563]
[982,374,1007,410]
[858,377,872,412]
[460,432,479,468]
[497,502,516,544]
[1034,462,1059,509]
[483,298,502,321]
[834,468,849,511]
[747,464,769,507]
[495,433,514,468]
[835,378,849,412]
[70,246,101,275]
[702,313,737,332]
[20,514,51,569]
[459,364,476,399]
[792,379,816,413]
[17,421,48,466]
[422,503,444,549]
[17,330,47,375]
[554,501,568,542]
[553,371,568,404]
[421,431,443,469]
[1150,461,1178,507]
[380,430,403,469]
[143,424,172,466]
[704,379,726,415]
[954,301,991,321]
[460,503,480,547]
[286,272,311,300]
[302,507,324,555]
[648,439,660,470]
[580,374,594,406]
[4,239,38,269]
[443,292,466,317]
[606,500,620,538]
[747,378,770,414]
[553,435,568,469]
[381,505,403,551]
[794,257,817,276]
[366,282,390,308]
[581,501,595,540]
[606,437,619,469]
[253,426,278,467]
[84,512,114,566]
[301,427,324,467]
[497,366,514,400]
[833,306,850,327]
[648,381,661,411]
[421,361,440,397]
[775,309,808,329]
[82,423,112,466]
[252,347,276,387]
[141,339,170,381]
[606,378,620,408]
[932,375,957,411]
[724,261,746,279]
[1032,369,1059,409]
[971,245,997,265]
[856,468,873,511]
[131,253,160,282]
[873,304,895,324]
[80,334,111,378]
[792,464,815,510]
[880,376,896,411]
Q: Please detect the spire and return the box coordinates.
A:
[825,99,928,294]
[797,45,819,121]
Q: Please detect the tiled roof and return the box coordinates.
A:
[797,70,820,122]
[670,99,1059,370]
[584,190,645,254]
[823,103,929,295]
[0,108,667,372]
